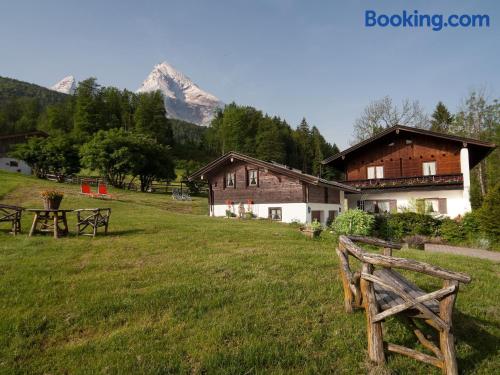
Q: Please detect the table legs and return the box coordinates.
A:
[29,213,39,236]
[29,211,70,238]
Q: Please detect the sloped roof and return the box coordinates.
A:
[188,151,359,193]
[322,125,496,169]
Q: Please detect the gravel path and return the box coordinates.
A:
[424,244,500,262]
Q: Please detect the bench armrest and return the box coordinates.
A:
[348,235,402,250]
[339,235,471,284]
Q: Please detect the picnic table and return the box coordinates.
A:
[26,209,73,238]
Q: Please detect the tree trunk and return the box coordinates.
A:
[477,161,487,196]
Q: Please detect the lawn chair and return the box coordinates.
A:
[97,182,114,199]
[80,183,97,198]
[75,208,111,237]
[336,235,471,375]
[0,204,23,235]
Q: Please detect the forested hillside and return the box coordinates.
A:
[0,76,68,134]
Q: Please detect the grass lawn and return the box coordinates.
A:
[0,170,499,374]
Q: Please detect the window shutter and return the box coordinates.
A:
[438,198,447,214]
[245,167,248,187]
[389,200,397,213]
[223,175,226,189]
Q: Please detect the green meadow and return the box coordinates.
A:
[0,170,498,374]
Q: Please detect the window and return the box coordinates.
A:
[361,200,393,214]
[367,166,384,179]
[248,169,258,186]
[416,198,439,213]
[269,207,282,221]
[423,161,436,176]
[357,200,364,210]
[225,172,235,188]
[9,160,19,167]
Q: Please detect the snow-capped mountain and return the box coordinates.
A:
[50,75,76,95]
[137,62,223,126]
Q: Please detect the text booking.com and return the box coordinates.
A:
[365,10,490,31]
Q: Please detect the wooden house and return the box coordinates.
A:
[188,152,359,224]
[322,125,496,217]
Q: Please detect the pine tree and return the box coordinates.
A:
[296,118,312,173]
[430,102,453,133]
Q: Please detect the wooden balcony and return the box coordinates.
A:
[343,174,463,190]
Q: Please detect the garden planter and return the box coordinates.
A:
[43,196,63,210]
[300,227,322,239]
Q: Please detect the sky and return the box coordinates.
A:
[0,0,498,149]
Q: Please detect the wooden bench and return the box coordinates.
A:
[75,208,111,237]
[336,235,471,375]
[0,204,23,235]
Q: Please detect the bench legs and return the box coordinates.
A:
[439,280,459,375]
[360,263,385,364]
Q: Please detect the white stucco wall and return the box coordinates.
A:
[346,188,470,218]
[212,202,343,225]
[0,157,31,175]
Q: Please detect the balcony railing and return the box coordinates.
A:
[343,174,463,189]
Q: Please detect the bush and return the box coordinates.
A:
[476,183,500,244]
[439,218,466,244]
[374,212,441,241]
[331,209,374,236]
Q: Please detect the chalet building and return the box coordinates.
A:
[322,125,496,218]
[0,131,48,175]
[188,152,359,224]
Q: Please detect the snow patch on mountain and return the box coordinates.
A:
[51,75,76,95]
[137,62,223,126]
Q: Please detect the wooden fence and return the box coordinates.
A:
[45,174,208,195]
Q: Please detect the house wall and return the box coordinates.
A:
[0,157,31,175]
[346,188,469,218]
[210,160,304,204]
[212,202,343,225]
[345,134,462,180]
[208,160,343,205]
[307,185,340,204]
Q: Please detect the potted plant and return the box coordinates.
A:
[300,219,323,239]
[40,189,64,210]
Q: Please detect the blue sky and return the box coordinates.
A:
[0,0,498,149]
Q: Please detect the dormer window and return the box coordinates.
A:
[423,161,436,176]
[225,172,236,188]
[367,166,384,179]
[248,169,258,186]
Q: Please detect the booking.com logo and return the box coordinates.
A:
[365,10,490,31]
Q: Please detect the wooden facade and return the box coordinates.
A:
[322,125,495,191]
[208,159,343,205]
[345,134,462,181]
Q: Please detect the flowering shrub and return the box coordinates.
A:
[331,209,374,236]
[40,190,64,199]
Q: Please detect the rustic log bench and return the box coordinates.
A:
[75,208,111,237]
[0,204,23,235]
[336,235,471,375]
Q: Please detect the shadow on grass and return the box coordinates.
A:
[454,311,500,373]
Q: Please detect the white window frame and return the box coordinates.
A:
[423,161,436,176]
[367,165,384,179]
[269,207,282,221]
[226,172,235,188]
[248,169,258,186]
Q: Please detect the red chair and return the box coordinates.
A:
[97,183,114,199]
[80,183,97,198]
